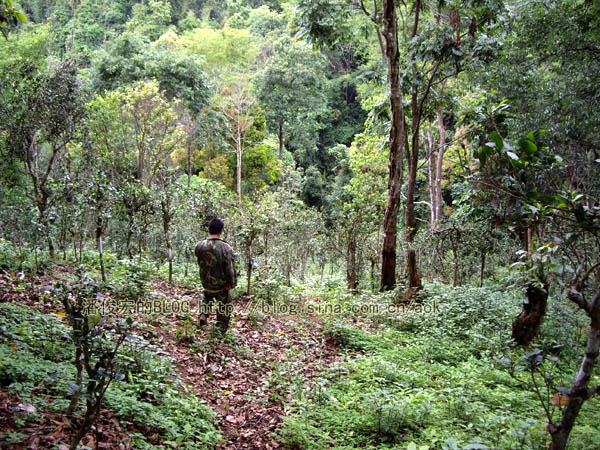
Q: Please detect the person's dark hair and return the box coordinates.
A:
[208,218,224,235]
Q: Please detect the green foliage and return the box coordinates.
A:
[90,32,211,113]
[255,35,329,166]
[126,0,172,41]
[0,239,51,274]
[0,24,49,71]
[323,321,379,352]
[0,300,220,448]
[279,282,600,449]
[250,265,287,304]
[179,26,259,77]
[241,143,282,191]
[110,257,155,301]
[0,0,26,38]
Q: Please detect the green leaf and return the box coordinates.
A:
[518,138,537,155]
[554,195,569,208]
[489,131,503,151]
[494,358,512,368]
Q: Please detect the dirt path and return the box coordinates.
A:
[153,283,340,449]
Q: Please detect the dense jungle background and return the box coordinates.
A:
[0,0,599,449]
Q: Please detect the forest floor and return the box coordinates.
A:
[0,270,340,449]
[151,281,340,450]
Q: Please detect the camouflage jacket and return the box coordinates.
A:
[195,238,237,292]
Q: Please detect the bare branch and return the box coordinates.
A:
[567,285,591,314]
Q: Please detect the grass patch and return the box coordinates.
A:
[278,282,600,450]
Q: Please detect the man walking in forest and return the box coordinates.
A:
[195,218,237,333]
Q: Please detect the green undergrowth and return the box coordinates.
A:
[0,302,220,449]
[278,282,600,450]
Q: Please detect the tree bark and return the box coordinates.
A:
[403,0,424,297]
[187,142,192,188]
[405,120,422,293]
[511,281,548,346]
[161,200,173,284]
[347,230,358,291]
[380,0,406,291]
[236,130,243,204]
[426,129,436,225]
[435,108,446,222]
[550,314,599,448]
[96,223,106,283]
[479,250,486,288]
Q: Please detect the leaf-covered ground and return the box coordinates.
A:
[149,282,340,449]
[0,271,339,449]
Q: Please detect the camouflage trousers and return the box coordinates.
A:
[198,290,233,332]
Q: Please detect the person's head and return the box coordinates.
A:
[208,218,224,236]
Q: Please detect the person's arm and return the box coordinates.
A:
[223,245,237,290]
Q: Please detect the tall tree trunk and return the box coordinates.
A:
[404,28,425,295]
[187,143,192,188]
[370,255,377,292]
[380,0,406,291]
[450,232,459,287]
[549,292,600,449]
[479,250,486,288]
[347,229,358,291]
[426,129,436,226]
[96,221,106,283]
[435,108,445,222]
[40,210,55,261]
[246,253,252,295]
[126,221,134,259]
[161,201,173,285]
[405,126,422,294]
[138,147,145,184]
[236,131,243,203]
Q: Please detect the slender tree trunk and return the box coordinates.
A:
[347,230,358,291]
[246,254,252,295]
[264,230,268,265]
[426,129,436,226]
[66,345,83,415]
[236,134,243,203]
[40,211,55,260]
[380,0,406,291]
[450,233,459,287]
[126,222,134,259]
[479,250,486,288]
[187,143,192,188]
[370,255,377,292]
[162,201,173,285]
[72,230,79,263]
[405,135,422,293]
[137,147,144,183]
[549,297,600,449]
[96,222,106,283]
[435,108,445,222]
